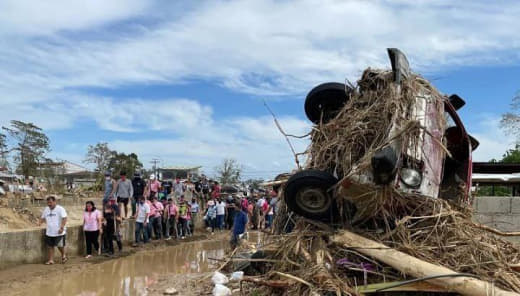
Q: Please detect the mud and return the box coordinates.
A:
[0,233,234,296]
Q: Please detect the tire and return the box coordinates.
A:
[305,82,351,124]
[284,170,338,221]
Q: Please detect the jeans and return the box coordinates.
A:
[131,197,137,217]
[208,217,216,232]
[266,214,273,228]
[150,216,162,239]
[216,215,224,230]
[190,212,197,234]
[84,230,99,255]
[178,218,188,237]
[165,216,177,238]
[135,222,149,243]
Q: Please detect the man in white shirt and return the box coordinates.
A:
[39,195,68,265]
[133,195,150,246]
[215,199,227,230]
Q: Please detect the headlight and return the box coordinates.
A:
[400,168,422,187]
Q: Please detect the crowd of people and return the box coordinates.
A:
[38,171,280,264]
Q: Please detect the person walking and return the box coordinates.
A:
[211,181,221,200]
[40,196,68,265]
[201,178,210,204]
[103,171,116,205]
[133,196,150,246]
[265,196,274,229]
[189,198,199,235]
[165,198,178,240]
[206,200,217,235]
[115,171,133,219]
[230,203,248,249]
[173,178,184,200]
[131,172,145,217]
[225,196,236,230]
[215,198,226,231]
[102,201,118,256]
[177,197,189,239]
[83,201,102,258]
[150,195,164,240]
[256,195,267,230]
[144,174,161,200]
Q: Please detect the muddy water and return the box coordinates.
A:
[22,237,255,296]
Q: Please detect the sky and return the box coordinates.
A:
[1,0,519,179]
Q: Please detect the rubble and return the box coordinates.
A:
[236,49,520,295]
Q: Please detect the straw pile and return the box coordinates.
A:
[238,69,520,295]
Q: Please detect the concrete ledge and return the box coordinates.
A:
[0,220,135,270]
[475,196,511,214]
[511,198,520,214]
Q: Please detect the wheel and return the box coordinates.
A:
[284,170,338,221]
[305,82,351,124]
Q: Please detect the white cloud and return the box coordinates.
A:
[468,115,516,162]
[109,115,310,178]
[2,0,520,102]
[0,0,150,35]
[1,0,519,177]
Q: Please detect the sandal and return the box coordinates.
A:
[62,256,69,264]
[45,261,54,265]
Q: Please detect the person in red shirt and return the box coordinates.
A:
[211,181,221,199]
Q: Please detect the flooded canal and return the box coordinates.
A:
[14,237,255,296]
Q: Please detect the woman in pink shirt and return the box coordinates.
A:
[83,201,102,258]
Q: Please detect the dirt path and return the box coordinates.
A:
[0,233,230,296]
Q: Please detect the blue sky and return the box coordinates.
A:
[1,0,519,179]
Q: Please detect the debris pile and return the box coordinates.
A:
[236,52,520,295]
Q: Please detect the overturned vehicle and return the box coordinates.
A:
[285,48,479,223]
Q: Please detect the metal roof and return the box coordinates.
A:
[160,166,202,170]
[472,162,520,174]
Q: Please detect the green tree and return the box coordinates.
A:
[107,152,143,178]
[500,144,520,163]
[2,120,50,178]
[215,158,242,185]
[477,145,520,196]
[0,132,8,169]
[84,142,112,174]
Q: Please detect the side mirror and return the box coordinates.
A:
[448,94,466,110]
[387,48,410,84]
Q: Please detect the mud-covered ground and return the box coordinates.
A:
[0,233,230,296]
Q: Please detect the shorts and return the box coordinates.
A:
[45,235,66,248]
[117,197,130,205]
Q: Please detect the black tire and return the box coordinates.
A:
[305,82,351,124]
[284,170,338,221]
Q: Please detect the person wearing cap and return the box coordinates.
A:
[132,172,145,217]
[144,174,161,200]
[205,200,217,235]
[103,171,116,205]
[115,171,133,219]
